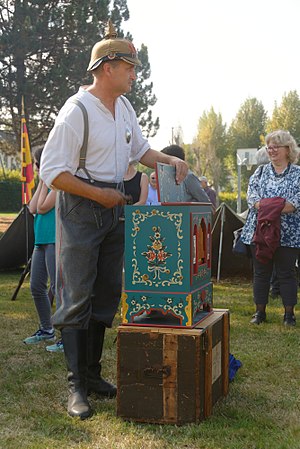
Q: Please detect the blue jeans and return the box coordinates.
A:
[30,243,56,330]
[53,187,124,330]
[250,245,298,307]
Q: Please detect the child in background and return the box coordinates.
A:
[23,147,62,352]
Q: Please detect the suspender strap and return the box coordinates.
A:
[69,96,129,186]
[69,98,94,182]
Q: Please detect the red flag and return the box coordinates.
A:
[20,98,35,205]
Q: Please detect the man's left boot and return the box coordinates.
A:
[87,319,117,398]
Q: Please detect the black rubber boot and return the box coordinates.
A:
[87,320,117,398]
[61,328,92,419]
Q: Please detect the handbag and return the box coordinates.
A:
[232,227,249,256]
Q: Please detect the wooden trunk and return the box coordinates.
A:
[117,309,229,425]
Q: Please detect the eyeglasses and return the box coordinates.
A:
[266,145,288,152]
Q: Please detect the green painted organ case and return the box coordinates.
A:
[122,203,213,327]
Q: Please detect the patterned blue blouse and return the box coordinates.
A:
[241,162,300,248]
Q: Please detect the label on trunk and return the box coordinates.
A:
[212,341,222,384]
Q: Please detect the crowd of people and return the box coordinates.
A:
[22,20,299,422]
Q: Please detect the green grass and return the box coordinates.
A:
[0,273,300,449]
[0,212,17,217]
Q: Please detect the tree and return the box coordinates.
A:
[184,143,197,171]
[0,0,158,154]
[266,90,300,143]
[125,43,159,138]
[227,98,267,150]
[226,98,267,190]
[191,107,227,195]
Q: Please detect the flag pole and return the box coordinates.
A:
[20,96,34,262]
[21,96,29,263]
[11,97,34,300]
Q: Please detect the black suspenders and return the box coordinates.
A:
[69,98,94,183]
[69,97,129,190]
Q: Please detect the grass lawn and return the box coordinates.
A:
[0,273,300,449]
[0,212,17,217]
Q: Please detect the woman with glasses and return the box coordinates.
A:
[241,130,300,326]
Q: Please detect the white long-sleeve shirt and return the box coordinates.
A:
[40,88,150,187]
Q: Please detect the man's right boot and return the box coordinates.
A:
[61,328,92,419]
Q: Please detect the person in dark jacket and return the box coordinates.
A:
[241,130,300,326]
[161,145,210,203]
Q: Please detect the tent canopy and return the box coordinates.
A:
[0,206,34,270]
[212,202,252,279]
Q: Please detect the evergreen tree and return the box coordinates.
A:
[0,0,158,153]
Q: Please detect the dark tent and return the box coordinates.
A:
[212,202,252,280]
[0,206,34,270]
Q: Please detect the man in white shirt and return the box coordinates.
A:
[40,20,187,420]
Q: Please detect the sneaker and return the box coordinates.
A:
[283,313,296,327]
[23,328,56,345]
[46,339,64,353]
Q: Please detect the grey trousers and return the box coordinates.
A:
[52,188,124,330]
[30,243,56,330]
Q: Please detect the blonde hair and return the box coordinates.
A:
[265,130,299,163]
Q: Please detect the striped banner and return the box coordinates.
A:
[20,98,34,204]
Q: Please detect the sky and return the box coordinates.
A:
[124,0,300,150]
